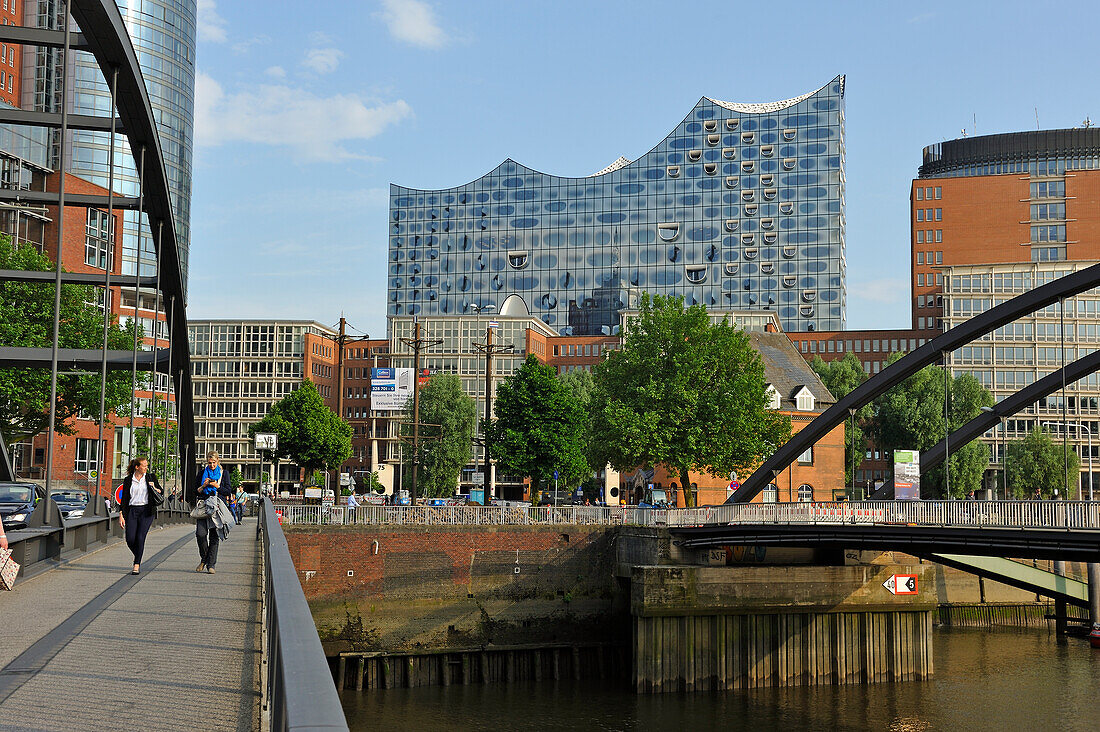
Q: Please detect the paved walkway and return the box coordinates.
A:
[0,518,261,731]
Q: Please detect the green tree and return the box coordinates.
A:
[559,368,596,467]
[248,379,351,485]
[0,239,139,444]
[402,374,476,498]
[486,355,591,495]
[810,352,870,487]
[229,468,243,490]
[589,294,791,507]
[874,352,993,498]
[1005,426,1080,499]
[133,392,178,482]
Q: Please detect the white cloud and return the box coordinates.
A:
[264,65,286,79]
[196,0,227,43]
[377,0,448,49]
[303,47,345,74]
[850,278,909,305]
[194,71,412,163]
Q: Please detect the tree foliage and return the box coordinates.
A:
[873,352,993,498]
[810,352,870,486]
[0,239,139,444]
[589,294,790,507]
[1005,426,1080,499]
[248,379,351,480]
[402,374,476,498]
[486,355,591,492]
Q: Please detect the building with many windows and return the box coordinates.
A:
[389,76,846,336]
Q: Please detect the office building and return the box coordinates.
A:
[389,76,846,336]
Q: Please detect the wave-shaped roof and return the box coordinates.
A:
[708,77,844,114]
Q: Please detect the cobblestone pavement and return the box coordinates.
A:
[0,518,261,731]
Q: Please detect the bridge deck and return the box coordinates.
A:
[0,520,261,731]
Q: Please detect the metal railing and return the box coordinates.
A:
[258,498,349,732]
[273,500,1100,531]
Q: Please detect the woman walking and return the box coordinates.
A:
[195,451,227,573]
[119,457,161,575]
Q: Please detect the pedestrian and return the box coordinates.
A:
[194,451,226,574]
[119,457,162,575]
[234,486,247,525]
[346,491,359,509]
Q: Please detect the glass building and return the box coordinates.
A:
[31,0,197,287]
[389,76,846,336]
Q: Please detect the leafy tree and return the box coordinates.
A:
[589,294,791,507]
[874,352,993,498]
[229,468,243,490]
[486,355,591,495]
[559,368,596,466]
[401,374,476,498]
[1005,426,1080,499]
[811,352,870,486]
[133,392,178,482]
[0,239,139,444]
[248,380,351,485]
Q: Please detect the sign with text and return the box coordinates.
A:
[883,574,918,595]
[370,367,414,411]
[893,449,921,500]
[255,432,277,451]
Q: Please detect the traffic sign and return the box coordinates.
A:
[553,470,559,480]
[883,574,918,595]
[471,472,485,485]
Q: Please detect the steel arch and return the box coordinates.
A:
[868,348,1100,499]
[729,262,1100,502]
[0,1,195,492]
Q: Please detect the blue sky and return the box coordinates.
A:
[188,0,1099,337]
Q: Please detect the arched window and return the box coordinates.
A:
[762,484,778,503]
[797,484,814,502]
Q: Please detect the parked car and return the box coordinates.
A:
[51,489,89,520]
[1,482,45,530]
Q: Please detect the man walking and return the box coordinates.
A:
[234,486,247,525]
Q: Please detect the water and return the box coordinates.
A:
[342,629,1100,731]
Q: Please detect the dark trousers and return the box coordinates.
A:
[234,503,244,523]
[196,517,220,568]
[125,505,155,564]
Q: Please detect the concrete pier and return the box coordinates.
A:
[631,564,935,693]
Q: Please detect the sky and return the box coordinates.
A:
[187,0,1100,338]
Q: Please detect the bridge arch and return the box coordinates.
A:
[729,262,1100,502]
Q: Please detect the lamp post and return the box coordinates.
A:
[1041,420,1092,502]
[469,304,495,497]
[981,406,1006,499]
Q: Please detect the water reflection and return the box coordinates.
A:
[342,629,1100,731]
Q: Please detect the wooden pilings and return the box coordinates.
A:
[632,610,933,694]
[335,642,620,690]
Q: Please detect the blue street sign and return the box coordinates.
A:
[553,470,559,480]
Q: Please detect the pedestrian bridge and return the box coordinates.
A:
[0,501,348,731]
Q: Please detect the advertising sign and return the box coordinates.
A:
[893,449,921,500]
[370,367,414,411]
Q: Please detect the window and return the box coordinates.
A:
[797,484,814,502]
[916,210,924,222]
[798,447,813,465]
[917,273,925,287]
[916,188,923,201]
[85,208,112,269]
[762,484,778,503]
[935,208,942,221]
[1031,224,1066,242]
[795,387,815,411]
[917,295,925,308]
[935,230,943,243]
[936,251,943,265]
[918,317,926,329]
[75,438,105,474]
[935,187,942,199]
[916,251,924,264]
[1031,203,1066,220]
[765,384,781,410]
[916,231,924,244]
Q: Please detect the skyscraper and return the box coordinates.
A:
[389,76,846,335]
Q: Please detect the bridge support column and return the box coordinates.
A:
[1089,563,1100,626]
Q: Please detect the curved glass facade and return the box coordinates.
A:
[56,0,197,287]
[389,76,845,335]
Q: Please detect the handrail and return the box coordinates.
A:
[259,497,349,732]
[271,499,1100,531]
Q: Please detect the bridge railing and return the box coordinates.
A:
[667,500,1100,530]
[272,500,1100,530]
[258,498,348,732]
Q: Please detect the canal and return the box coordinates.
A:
[341,629,1100,731]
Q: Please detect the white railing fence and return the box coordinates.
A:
[272,500,1100,531]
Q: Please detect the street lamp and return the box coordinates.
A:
[469,304,495,498]
[981,406,1006,499]
[1041,420,1093,502]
